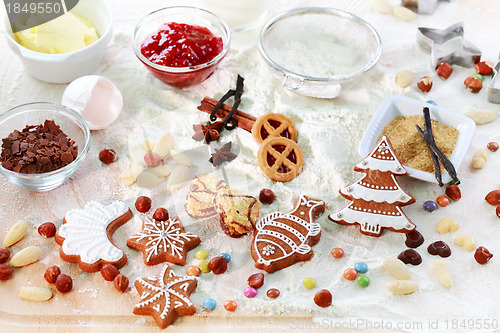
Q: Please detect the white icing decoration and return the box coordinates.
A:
[253,195,323,267]
[340,173,412,204]
[59,201,129,264]
[329,204,415,235]
[356,136,406,174]
[134,265,196,320]
[129,217,197,263]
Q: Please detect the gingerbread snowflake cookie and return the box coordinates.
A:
[55,201,132,273]
[329,136,416,237]
[127,215,200,266]
[134,265,197,329]
[251,195,325,273]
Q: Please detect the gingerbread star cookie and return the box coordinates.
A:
[127,216,200,266]
[55,201,132,273]
[134,265,197,329]
[251,195,325,273]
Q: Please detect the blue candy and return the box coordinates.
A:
[426,100,437,105]
[423,200,438,212]
[202,298,217,310]
[219,253,231,263]
[354,262,368,273]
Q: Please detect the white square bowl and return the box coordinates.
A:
[359,95,476,184]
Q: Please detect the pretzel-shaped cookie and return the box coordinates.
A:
[252,113,298,144]
[258,137,304,182]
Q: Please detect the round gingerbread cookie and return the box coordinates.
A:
[252,113,298,144]
[258,137,304,182]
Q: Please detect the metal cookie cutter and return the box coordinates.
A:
[417,22,481,68]
[402,0,456,15]
[488,56,500,104]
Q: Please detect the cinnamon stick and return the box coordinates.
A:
[198,97,256,133]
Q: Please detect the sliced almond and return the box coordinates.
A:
[171,150,193,167]
[152,133,174,158]
[370,0,392,14]
[167,165,190,191]
[9,246,42,267]
[383,257,410,280]
[136,171,162,188]
[393,6,416,21]
[3,220,29,247]
[149,164,174,178]
[19,286,53,302]
[433,260,453,288]
[463,108,498,125]
[395,70,415,88]
[122,164,145,186]
[387,280,419,295]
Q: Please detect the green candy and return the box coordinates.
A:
[357,275,370,287]
[473,73,484,81]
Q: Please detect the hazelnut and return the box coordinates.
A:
[464,77,482,93]
[314,289,333,307]
[44,265,61,284]
[0,248,11,264]
[135,196,152,213]
[445,185,461,201]
[101,264,119,282]
[208,256,227,275]
[417,76,432,92]
[259,189,275,205]
[153,208,169,221]
[55,274,73,293]
[247,273,265,289]
[475,61,494,75]
[99,149,117,164]
[114,274,129,293]
[38,222,57,238]
[144,152,162,167]
[436,62,453,80]
[487,142,499,152]
[0,264,14,280]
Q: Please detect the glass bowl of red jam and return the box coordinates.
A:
[133,6,231,88]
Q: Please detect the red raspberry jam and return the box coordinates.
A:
[141,22,223,68]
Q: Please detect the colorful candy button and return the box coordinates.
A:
[303,277,316,289]
[202,298,217,310]
[219,253,231,263]
[354,262,368,273]
[423,200,438,212]
[186,265,200,276]
[426,100,437,105]
[198,260,211,273]
[357,275,370,287]
[331,247,344,259]
[343,268,357,281]
[436,196,450,207]
[266,288,280,298]
[244,286,257,298]
[196,250,209,260]
[224,300,237,311]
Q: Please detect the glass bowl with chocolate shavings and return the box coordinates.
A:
[0,102,90,191]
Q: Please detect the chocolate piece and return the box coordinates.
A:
[0,120,78,174]
[427,241,452,258]
[405,230,424,248]
[247,273,264,289]
[474,246,493,264]
[398,249,422,265]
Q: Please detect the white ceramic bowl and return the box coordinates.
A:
[359,96,476,184]
[3,0,113,84]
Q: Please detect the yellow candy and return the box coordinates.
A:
[196,250,209,260]
[303,277,316,289]
[199,260,211,273]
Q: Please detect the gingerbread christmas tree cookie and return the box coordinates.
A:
[127,216,200,266]
[329,136,416,237]
[55,201,132,273]
[133,265,197,329]
[251,195,325,273]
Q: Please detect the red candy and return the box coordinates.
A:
[224,300,237,311]
[436,196,450,207]
[331,248,344,259]
[343,268,357,280]
[474,246,493,264]
[141,23,223,68]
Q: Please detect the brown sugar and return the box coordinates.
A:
[381,115,459,173]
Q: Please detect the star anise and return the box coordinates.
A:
[192,121,224,144]
[209,142,238,167]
